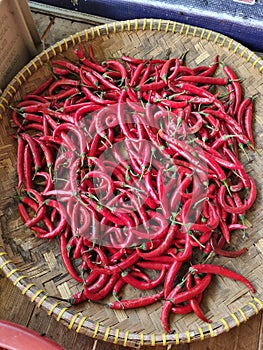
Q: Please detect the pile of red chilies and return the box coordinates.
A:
[12,44,257,332]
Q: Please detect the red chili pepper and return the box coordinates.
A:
[198,151,227,182]
[130,62,145,86]
[16,136,25,189]
[50,60,80,75]
[225,195,238,224]
[83,170,114,202]
[176,83,225,110]
[31,76,54,95]
[116,90,138,141]
[164,259,183,298]
[54,122,87,159]
[218,182,255,214]
[177,75,228,85]
[121,55,147,65]
[52,67,69,75]
[34,199,67,239]
[121,266,166,290]
[91,251,140,275]
[105,59,128,86]
[137,61,154,87]
[187,275,211,323]
[199,55,219,77]
[236,97,250,132]
[74,44,106,73]
[171,273,212,305]
[45,87,80,102]
[138,79,167,92]
[60,232,83,282]
[223,64,242,115]
[160,58,177,83]
[112,277,126,298]
[88,46,98,64]
[80,66,99,88]
[143,170,159,202]
[210,236,247,258]
[156,167,170,218]
[159,99,188,109]
[109,290,164,309]
[18,103,49,114]
[136,222,178,258]
[36,171,53,194]
[73,104,102,122]
[195,139,236,170]
[158,131,212,182]
[175,231,193,262]
[244,99,255,147]
[35,139,54,173]
[223,147,250,189]
[81,86,115,105]
[47,78,79,95]
[21,133,41,173]
[136,261,170,271]
[190,264,255,293]
[80,274,119,301]
[228,223,248,231]
[23,144,33,189]
[203,108,243,134]
[161,281,186,333]
[92,69,121,90]
[19,194,46,229]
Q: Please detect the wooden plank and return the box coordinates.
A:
[0,276,35,326]
[258,313,263,350]
[27,308,94,350]
[188,314,262,350]
[0,274,95,350]
[29,1,113,24]
[235,315,262,350]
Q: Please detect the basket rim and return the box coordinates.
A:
[0,18,262,348]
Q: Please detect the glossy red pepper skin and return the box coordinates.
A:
[109,290,164,310]
[190,264,255,293]
[172,274,212,305]
[17,136,25,189]
[244,99,255,147]
[60,232,83,283]
[136,223,178,258]
[21,133,42,173]
[161,283,185,333]
[74,44,106,73]
[210,236,247,258]
[51,59,80,74]
[81,86,115,105]
[177,75,228,85]
[218,178,256,214]
[164,259,183,298]
[223,64,242,115]
[199,55,219,77]
[34,199,67,239]
[121,266,166,290]
[139,80,167,92]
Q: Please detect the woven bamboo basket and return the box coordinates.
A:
[0,18,262,348]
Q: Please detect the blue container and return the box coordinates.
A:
[34,0,263,51]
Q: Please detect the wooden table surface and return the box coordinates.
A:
[0,8,262,350]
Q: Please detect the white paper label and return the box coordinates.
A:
[233,0,255,4]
